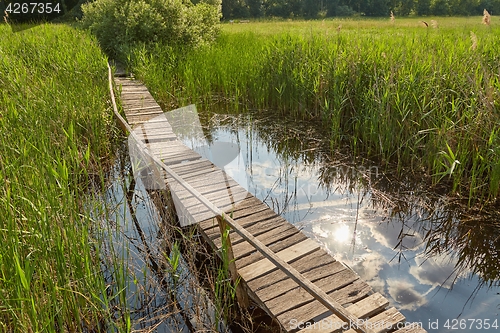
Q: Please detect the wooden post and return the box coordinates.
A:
[216,215,249,310]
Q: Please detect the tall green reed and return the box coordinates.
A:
[126,20,500,205]
[0,24,125,331]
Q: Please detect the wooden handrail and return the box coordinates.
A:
[107,64,371,333]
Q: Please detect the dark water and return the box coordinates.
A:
[178,111,500,333]
[93,151,225,333]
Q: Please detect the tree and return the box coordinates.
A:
[302,0,321,17]
[416,0,432,15]
[399,0,415,15]
[248,0,263,17]
[432,0,450,15]
[366,0,390,16]
[450,0,480,15]
[81,0,222,58]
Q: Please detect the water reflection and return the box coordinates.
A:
[91,147,229,332]
[184,111,500,331]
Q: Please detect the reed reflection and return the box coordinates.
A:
[191,110,500,327]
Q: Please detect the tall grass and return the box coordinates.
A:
[128,17,500,205]
[0,24,122,331]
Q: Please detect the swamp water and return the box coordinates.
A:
[92,151,230,333]
[180,111,499,333]
[97,110,499,332]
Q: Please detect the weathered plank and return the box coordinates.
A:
[238,238,320,281]
[236,232,309,269]
[266,268,359,316]
[248,251,339,291]
[228,225,299,261]
[346,293,389,319]
[169,159,215,174]
[256,260,347,303]
[126,105,163,112]
[204,213,285,243]
[228,224,298,258]
[296,314,346,333]
[364,307,405,333]
[277,281,373,328]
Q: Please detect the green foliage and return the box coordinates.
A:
[0,24,120,332]
[81,0,221,59]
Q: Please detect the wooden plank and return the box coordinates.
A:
[126,115,163,124]
[230,208,281,228]
[170,166,219,180]
[296,314,345,333]
[136,120,174,130]
[121,86,149,90]
[236,232,308,269]
[121,93,154,99]
[126,110,164,117]
[136,130,176,138]
[121,87,149,92]
[122,101,159,109]
[224,200,272,220]
[153,151,201,162]
[215,220,296,249]
[198,195,260,227]
[122,99,157,106]
[248,251,338,292]
[161,154,202,165]
[138,133,177,141]
[205,214,286,244]
[126,114,166,124]
[172,171,242,191]
[266,269,359,316]
[202,210,283,241]
[146,140,191,153]
[169,158,214,172]
[346,293,389,319]
[126,105,163,112]
[130,116,171,125]
[120,87,153,96]
[205,209,286,242]
[148,147,193,157]
[277,281,373,328]
[116,82,143,87]
[364,307,405,333]
[231,224,299,259]
[255,260,347,303]
[176,186,248,211]
[150,150,201,164]
[238,238,320,281]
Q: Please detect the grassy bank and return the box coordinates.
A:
[0,24,122,331]
[128,17,500,205]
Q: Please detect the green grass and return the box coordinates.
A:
[127,17,500,206]
[0,24,125,332]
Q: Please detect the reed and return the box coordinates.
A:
[0,24,125,331]
[127,17,500,205]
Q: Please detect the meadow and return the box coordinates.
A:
[0,24,128,332]
[128,17,500,206]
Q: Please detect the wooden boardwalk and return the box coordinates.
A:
[113,74,427,333]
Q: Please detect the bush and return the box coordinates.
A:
[81,0,221,59]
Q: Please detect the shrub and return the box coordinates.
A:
[81,0,221,58]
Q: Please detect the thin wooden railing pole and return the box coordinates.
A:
[216,215,249,309]
[108,66,370,333]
